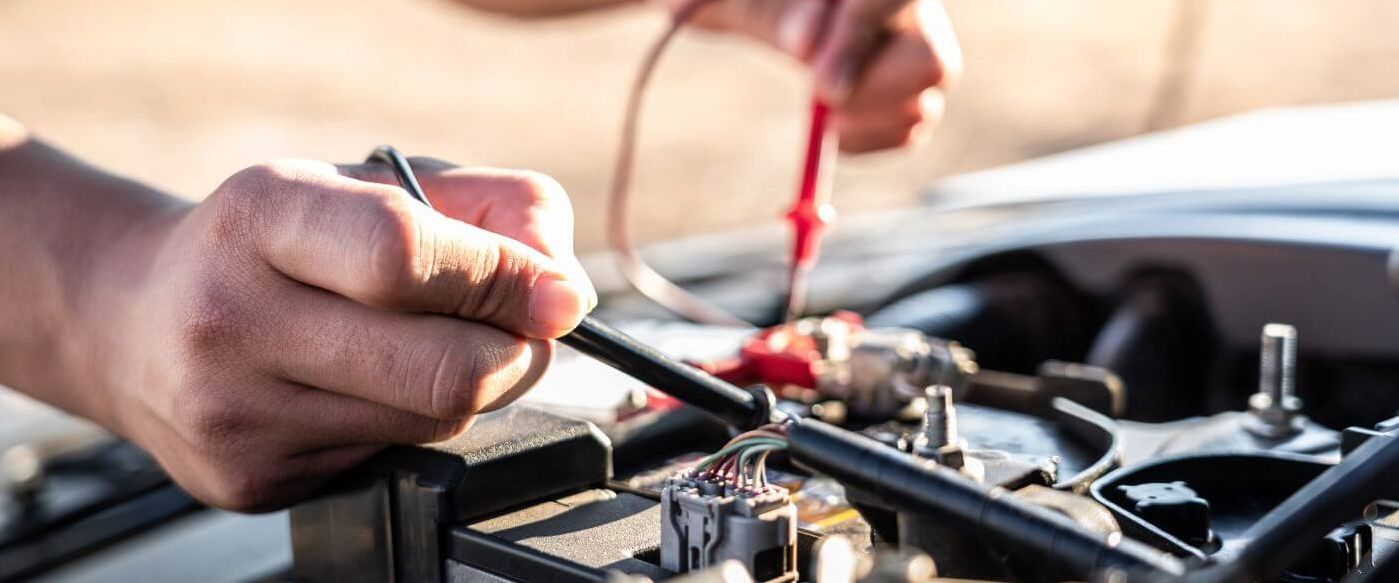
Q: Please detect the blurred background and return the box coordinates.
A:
[2,0,1396,250]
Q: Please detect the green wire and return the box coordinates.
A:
[695,438,788,472]
[737,444,787,486]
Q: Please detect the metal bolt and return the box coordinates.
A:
[912,384,965,470]
[1247,323,1305,437]
[912,385,984,480]
[921,385,957,450]
[1259,323,1297,403]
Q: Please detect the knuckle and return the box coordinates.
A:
[174,389,245,449]
[180,283,247,356]
[361,196,425,306]
[448,234,524,323]
[245,159,325,184]
[206,172,270,244]
[507,170,571,210]
[472,241,530,323]
[208,160,324,245]
[218,160,307,201]
[220,162,281,194]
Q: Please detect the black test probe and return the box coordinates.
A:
[365,146,781,431]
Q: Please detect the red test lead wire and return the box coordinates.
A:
[783,97,838,322]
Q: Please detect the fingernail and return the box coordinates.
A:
[778,0,823,58]
[585,285,599,313]
[568,262,599,312]
[529,276,588,336]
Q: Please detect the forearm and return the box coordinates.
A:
[0,115,185,420]
[453,0,638,18]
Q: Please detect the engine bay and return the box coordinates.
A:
[283,185,1399,583]
[7,171,1399,583]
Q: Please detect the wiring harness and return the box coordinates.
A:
[660,423,799,581]
[688,423,792,491]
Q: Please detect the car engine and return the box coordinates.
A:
[4,135,1399,583]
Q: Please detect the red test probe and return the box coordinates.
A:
[783,97,838,323]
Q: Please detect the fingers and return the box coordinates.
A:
[819,1,960,152]
[674,0,961,154]
[810,0,907,103]
[222,160,592,339]
[261,282,551,421]
[347,161,595,297]
[839,27,948,110]
[836,89,944,153]
[812,0,961,107]
[344,160,577,259]
[439,169,579,261]
[254,384,481,448]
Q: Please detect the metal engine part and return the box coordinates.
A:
[1245,323,1306,438]
[811,319,978,419]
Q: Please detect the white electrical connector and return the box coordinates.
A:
[660,474,798,583]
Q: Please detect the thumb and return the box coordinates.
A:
[456,225,594,339]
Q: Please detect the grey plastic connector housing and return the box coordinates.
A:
[659,476,798,583]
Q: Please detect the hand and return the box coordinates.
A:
[660,0,962,153]
[74,159,595,512]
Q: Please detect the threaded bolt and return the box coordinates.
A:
[1248,323,1304,437]
[1259,323,1297,404]
[921,385,957,450]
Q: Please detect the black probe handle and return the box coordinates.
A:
[562,317,770,429]
[365,146,770,431]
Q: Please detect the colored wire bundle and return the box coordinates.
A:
[693,423,792,489]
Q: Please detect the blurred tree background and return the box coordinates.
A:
[2,0,1396,248]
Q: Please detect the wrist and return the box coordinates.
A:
[61,203,189,434]
[0,133,188,431]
